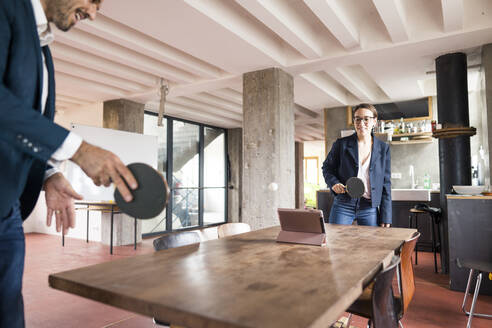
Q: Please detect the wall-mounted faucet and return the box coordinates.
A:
[409,165,416,189]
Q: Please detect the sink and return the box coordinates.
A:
[392,189,431,201]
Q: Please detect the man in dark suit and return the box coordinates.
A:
[0,1,138,326]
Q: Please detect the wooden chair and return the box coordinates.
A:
[347,256,401,328]
[217,222,251,238]
[152,231,201,327]
[396,231,420,320]
[347,232,420,328]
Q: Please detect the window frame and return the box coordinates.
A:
[143,111,228,237]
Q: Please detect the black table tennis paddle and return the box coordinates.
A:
[344,177,365,198]
[114,163,169,219]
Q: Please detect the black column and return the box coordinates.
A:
[435,52,471,273]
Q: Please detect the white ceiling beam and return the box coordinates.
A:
[55,72,127,98]
[76,15,224,79]
[54,59,148,93]
[184,0,290,66]
[236,0,323,58]
[441,0,464,32]
[295,104,319,118]
[295,129,319,140]
[189,93,243,114]
[299,72,348,106]
[372,0,409,43]
[298,125,324,138]
[53,29,197,84]
[304,0,359,49]
[56,94,93,106]
[294,130,312,140]
[55,99,81,107]
[50,42,159,87]
[171,97,243,121]
[326,69,371,103]
[169,76,242,98]
[295,116,323,126]
[125,76,243,104]
[208,88,243,105]
[145,101,240,128]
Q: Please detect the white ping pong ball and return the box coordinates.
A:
[268,182,278,191]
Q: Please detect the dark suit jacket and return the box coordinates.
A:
[0,0,69,219]
[322,133,392,224]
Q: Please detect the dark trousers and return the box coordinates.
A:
[0,201,25,328]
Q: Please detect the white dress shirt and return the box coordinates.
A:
[357,150,372,200]
[31,0,82,179]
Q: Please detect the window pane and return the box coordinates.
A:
[143,114,167,234]
[143,114,167,173]
[305,158,318,185]
[203,188,225,225]
[172,189,198,229]
[173,121,199,188]
[141,208,167,235]
[204,128,225,187]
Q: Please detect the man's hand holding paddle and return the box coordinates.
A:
[71,141,138,202]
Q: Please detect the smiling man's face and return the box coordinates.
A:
[44,0,103,31]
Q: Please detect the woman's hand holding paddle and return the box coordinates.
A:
[332,183,346,194]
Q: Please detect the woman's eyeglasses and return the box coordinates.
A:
[353,116,374,124]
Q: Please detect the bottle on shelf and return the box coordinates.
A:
[423,173,431,189]
[400,118,405,134]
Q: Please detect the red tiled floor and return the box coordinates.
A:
[23,233,492,327]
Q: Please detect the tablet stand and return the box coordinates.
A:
[276,230,326,246]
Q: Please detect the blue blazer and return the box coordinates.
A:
[0,0,69,219]
[322,133,392,224]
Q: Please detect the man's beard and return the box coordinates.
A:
[48,0,75,32]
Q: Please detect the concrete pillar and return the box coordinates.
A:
[324,107,348,157]
[242,68,295,230]
[227,128,242,223]
[103,99,144,133]
[101,99,145,246]
[295,142,304,209]
[482,44,492,185]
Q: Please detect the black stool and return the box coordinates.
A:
[408,204,442,273]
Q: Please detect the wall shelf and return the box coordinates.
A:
[390,139,433,145]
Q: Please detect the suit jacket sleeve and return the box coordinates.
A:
[0,1,68,163]
[322,138,342,189]
[379,144,392,224]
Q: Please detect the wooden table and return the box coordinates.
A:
[73,201,137,255]
[49,225,416,328]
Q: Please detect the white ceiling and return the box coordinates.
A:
[53,0,492,141]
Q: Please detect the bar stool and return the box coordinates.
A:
[408,204,442,273]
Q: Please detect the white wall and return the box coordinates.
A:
[23,102,104,239]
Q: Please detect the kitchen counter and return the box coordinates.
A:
[446,194,492,200]
[447,196,492,295]
[391,189,439,201]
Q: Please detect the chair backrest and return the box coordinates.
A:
[371,255,401,328]
[153,231,201,251]
[217,223,251,238]
[399,231,420,315]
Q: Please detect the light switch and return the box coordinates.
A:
[392,172,402,179]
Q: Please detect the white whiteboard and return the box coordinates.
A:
[64,124,158,201]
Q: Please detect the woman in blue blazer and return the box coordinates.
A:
[322,104,392,227]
